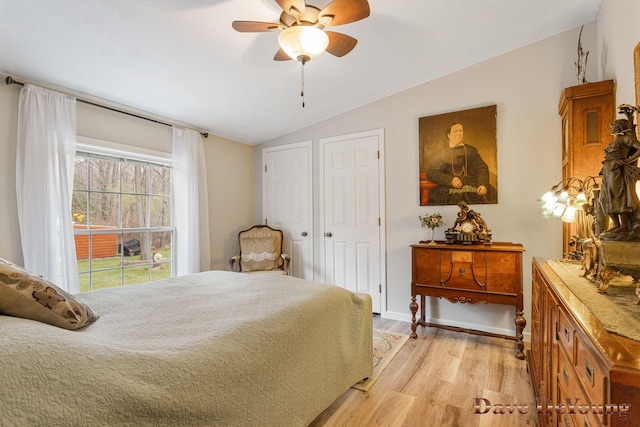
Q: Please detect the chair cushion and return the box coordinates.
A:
[0,257,98,330]
[239,227,284,272]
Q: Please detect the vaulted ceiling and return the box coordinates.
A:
[0,0,605,145]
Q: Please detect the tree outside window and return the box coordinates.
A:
[72,152,173,291]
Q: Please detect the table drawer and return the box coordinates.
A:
[575,332,606,412]
[556,391,601,427]
[557,384,603,427]
[413,248,519,293]
[558,344,582,399]
[558,308,574,359]
[558,349,592,427]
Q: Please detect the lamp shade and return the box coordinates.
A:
[278,26,329,61]
[561,205,577,223]
[557,188,569,205]
[575,191,587,208]
[552,203,566,218]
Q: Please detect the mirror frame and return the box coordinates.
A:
[635,42,640,105]
[635,42,640,136]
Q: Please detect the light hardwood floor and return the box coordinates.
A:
[309,316,539,427]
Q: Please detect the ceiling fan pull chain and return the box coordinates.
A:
[301,61,305,108]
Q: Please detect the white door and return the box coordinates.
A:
[263,142,313,280]
[320,129,385,314]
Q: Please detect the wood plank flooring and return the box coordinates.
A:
[309,316,539,427]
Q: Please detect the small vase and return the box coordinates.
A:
[428,228,436,245]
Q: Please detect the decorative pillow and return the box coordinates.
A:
[0,258,98,330]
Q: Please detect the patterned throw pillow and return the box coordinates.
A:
[0,258,98,330]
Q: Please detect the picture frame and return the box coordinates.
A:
[419,105,498,206]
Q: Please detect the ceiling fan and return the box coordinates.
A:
[232,0,370,63]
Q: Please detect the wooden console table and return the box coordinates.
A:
[410,241,526,359]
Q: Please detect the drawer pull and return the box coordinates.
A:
[563,326,570,343]
[458,267,465,277]
[585,360,595,387]
[562,367,569,385]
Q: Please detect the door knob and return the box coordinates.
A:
[301,231,308,237]
[325,232,333,237]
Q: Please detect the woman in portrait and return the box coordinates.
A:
[425,122,497,205]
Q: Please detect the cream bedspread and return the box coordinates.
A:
[0,271,372,426]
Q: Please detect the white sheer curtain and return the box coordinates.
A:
[16,84,79,292]
[172,127,211,275]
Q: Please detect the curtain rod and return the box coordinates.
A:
[5,76,209,138]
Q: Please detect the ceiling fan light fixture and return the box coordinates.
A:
[278,26,329,62]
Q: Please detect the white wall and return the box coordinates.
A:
[203,135,254,270]
[597,0,640,210]
[597,0,640,104]
[254,23,604,340]
[0,80,254,272]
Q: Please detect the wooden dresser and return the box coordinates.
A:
[529,258,640,427]
[410,241,525,359]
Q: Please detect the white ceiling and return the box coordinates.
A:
[0,0,605,145]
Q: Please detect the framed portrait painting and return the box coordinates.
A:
[419,105,498,206]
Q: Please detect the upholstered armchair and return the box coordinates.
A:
[229,225,290,275]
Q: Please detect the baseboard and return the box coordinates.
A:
[380,309,412,323]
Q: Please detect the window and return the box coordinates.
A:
[72,146,173,292]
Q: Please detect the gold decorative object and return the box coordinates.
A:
[444,201,492,245]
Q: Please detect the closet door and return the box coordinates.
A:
[320,129,386,314]
[263,141,313,280]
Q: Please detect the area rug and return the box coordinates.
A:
[352,329,410,391]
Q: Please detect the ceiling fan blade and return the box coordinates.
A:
[279,11,296,28]
[232,21,283,32]
[274,48,293,61]
[275,0,306,18]
[325,31,357,57]
[319,0,370,26]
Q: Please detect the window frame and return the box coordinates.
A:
[73,136,175,291]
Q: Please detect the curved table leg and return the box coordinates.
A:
[410,296,418,339]
[515,309,526,360]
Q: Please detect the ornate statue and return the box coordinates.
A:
[586,104,640,303]
[598,104,640,242]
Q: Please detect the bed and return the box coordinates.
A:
[0,269,372,426]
